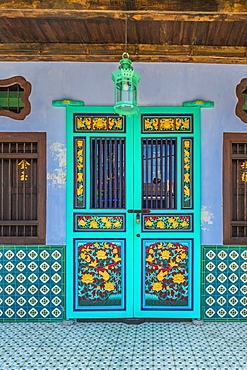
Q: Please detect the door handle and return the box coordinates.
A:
[127,209,151,213]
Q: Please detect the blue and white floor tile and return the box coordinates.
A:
[0,321,247,369]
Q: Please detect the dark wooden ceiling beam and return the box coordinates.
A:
[0,0,246,12]
[0,42,246,64]
[0,9,246,64]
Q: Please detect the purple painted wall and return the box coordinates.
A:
[0,61,246,245]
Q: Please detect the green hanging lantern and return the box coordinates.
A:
[112,53,141,116]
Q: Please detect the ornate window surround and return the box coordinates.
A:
[236,78,247,123]
[223,132,247,244]
[0,76,31,120]
[0,132,46,245]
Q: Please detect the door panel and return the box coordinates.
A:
[142,239,192,309]
[133,107,200,318]
[74,238,126,310]
[66,106,201,319]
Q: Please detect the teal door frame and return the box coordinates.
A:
[53,101,202,319]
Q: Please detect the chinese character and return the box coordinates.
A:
[20,171,28,181]
[241,172,247,182]
[18,159,30,170]
[241,161,247,169]
[18,159,30,181]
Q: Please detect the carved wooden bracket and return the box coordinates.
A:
[236,78,247,123]
[0,76,31,120]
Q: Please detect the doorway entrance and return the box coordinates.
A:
[66,106,201,319]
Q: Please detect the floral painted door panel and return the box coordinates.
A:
[77,240,123,307]
[66,107,201,319]
[144,241,189,307]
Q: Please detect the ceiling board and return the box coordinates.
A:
[0,9,245,63]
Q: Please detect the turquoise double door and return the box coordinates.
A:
[66,106,201,319]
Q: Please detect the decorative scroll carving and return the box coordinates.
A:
[75,138,85,208]
[142,115,192,133]
[75,115,125,132]
[75,214,125,231]
[182,139,192,208]
[143,215,192,231]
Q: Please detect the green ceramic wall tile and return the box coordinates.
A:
[202,245,247,321]
[0,245,65,322]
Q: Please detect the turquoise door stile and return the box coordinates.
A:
[65,105,201,319]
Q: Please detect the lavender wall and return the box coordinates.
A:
[0,61,246,245]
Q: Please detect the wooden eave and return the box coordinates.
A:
[0,9,246,63]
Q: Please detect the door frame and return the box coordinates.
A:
[65,105,201,320]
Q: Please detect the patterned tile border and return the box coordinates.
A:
[0,245,65,321]
[202,245,247,321]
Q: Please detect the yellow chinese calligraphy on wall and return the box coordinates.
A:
[18,159,30,181]
[242,172,247,182]
[241,161,247,169]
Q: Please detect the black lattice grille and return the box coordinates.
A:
[142,138,176,209]
[91,138,126,208]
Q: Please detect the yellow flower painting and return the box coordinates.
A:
[161,250,170,259]
[157,221,165,229]
[96,250,107,259]
[152,282,163,292]
[173,274,186,284]
[81,274,94,284]
[104,282,115,291]
[144,216,190,231]
[77,215,123,230]
[90,220,98,229]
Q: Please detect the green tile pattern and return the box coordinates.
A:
[0,246,65,321]
[202,245,247,321]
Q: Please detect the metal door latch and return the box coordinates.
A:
[136,213,140,223]
[127,209,151,213]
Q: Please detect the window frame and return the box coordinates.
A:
[223,132,247,244]
[0,76,31,120]
[0,132,46,245]
[236,78,247,124]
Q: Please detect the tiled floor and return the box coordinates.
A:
[0,321,246,369]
